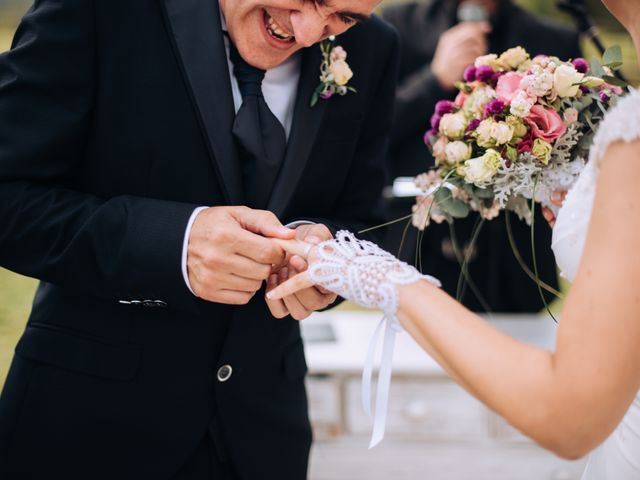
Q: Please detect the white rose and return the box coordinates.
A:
[490,121,515,145]
[499,47,529,70]
[475,119,496,148]
[439,112,467,140]
[329,59,353,86]
[509,90,536,117]
[463,149,502,186]
[475,54,499,69]
[432,136,448,163]
[444,141,472,165]
[553,64,584,98]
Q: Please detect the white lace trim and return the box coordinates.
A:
[308,231,440,447]
[590,88,640,169]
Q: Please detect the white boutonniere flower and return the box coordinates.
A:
[311,36,356,107]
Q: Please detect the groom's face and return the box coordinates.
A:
[220,0,381,70]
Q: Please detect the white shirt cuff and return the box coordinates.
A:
[182,206,209,297]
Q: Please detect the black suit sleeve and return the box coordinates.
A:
[307,26,400,245]
[0,0,200,313]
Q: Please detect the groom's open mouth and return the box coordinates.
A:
[263,10,295,46]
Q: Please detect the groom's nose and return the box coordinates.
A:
[290,10,328,47]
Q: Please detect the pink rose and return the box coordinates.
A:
[496,72,524,105]
[454,91,469,108]
[525,105,567,143]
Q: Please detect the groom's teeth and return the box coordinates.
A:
[265,12,294,41]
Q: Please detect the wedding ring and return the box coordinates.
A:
[303,243,313,259]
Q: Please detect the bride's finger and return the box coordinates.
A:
[266,271,315,300]
[273,238,314,260]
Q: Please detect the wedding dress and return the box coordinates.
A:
[551,88,640,479]
[306,89,640,475]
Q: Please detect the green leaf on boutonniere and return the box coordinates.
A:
[310,83,325,108]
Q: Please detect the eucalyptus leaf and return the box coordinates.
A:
[445,198,470,218]
[474,186,494,199]
[601,75,628,88]
[590,57,606,78]
[602,46,623,68]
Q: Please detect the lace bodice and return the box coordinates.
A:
[553,89,640,280]
[551,88,640,479]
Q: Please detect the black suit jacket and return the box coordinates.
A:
[0,1,398,478]
[382,0,581,312]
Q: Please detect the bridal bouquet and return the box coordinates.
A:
[414,46,626,230]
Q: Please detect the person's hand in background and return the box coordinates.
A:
[431,21,491,90]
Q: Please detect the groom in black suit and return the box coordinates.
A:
[0,0,397,478]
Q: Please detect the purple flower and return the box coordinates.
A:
[484,99,505,117]
[435,100,455,116]
[423,129,437,145]
[430,114,442,130]
[463,66,477,83]
[320,91,333,100]
[572,58,589,74]
[599,91,611,103]
[476,65,494,83]
[579,85,590,94]
[490,71,503,88]
[466,118,481,131]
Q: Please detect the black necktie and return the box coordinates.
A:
[227,39,287,209]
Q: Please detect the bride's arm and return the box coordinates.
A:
[269,140,640,459]
[395,139,640,459]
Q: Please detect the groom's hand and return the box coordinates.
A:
[265,224,337,320]
[187,206,295,305]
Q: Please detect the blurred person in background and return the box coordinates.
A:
[382,0,582,312]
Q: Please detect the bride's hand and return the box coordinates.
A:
[542,191,566,228]
[266,239,320,300]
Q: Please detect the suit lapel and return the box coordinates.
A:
[160,0,244,205]
[268,46,327,216]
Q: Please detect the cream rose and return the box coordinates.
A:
[329,59,353,86]
[432,136,449,164]
[475,119,496,148]
[491,121,515,145]
[553,64,584,98]
[499,47,529,69]
[444,141,472,165]
[439,112,467,140]
[475,54,499,69]
[463,149,502,186]
[463,86,496,117]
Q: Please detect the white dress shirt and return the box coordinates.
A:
[181,6,304,295]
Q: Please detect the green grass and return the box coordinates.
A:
[0,269,37,388]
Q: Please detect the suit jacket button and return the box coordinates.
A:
[155,300,167,307]
[217,365,233,382]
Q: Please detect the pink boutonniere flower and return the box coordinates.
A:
[311,36,356,107]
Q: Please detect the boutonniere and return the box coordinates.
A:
[310,35,356,107]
